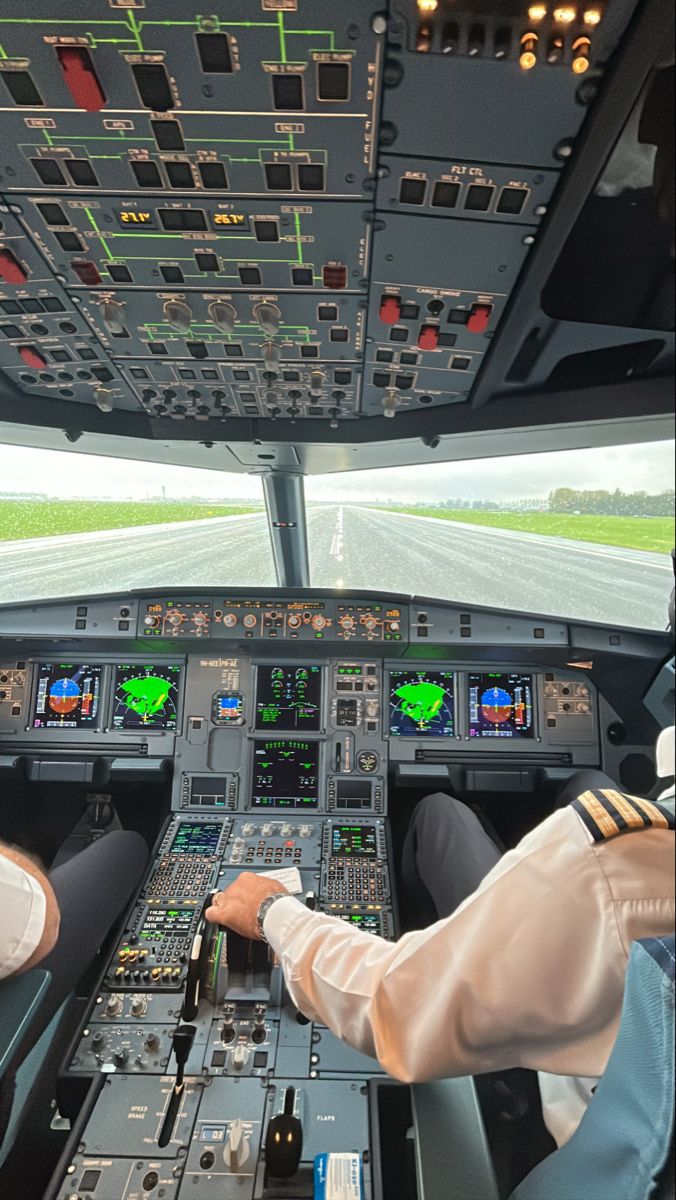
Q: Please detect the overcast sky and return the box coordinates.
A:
[0,439,673,503]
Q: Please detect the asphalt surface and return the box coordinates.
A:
[0,504,671,630]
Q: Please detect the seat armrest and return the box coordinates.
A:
[411,1076,500,1200]
[0,970,51,1084]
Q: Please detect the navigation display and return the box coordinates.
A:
[32,663,103,729]
[170,823,222,856]
[389,670,455,737]
[330,825,378,857]
[255,665,322,731]
[468,673,535,739]
[112,663,181,730]
[251,739,320,809]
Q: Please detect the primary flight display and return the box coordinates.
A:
[32,662,102,729]
[468,673,535,738]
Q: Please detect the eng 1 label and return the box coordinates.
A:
[314,1153,363,1200]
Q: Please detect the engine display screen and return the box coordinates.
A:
[170,823,222,856]
[468,673,535,739]
[389,670,455,737]
[112,664,181,730]
[330,825,378,857]
[32,663,103,729]
[255,665,322,732]
[251,739,319,809]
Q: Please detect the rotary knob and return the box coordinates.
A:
[253,301,281,336]
[339,615,355,630]
[208,300,237,334]
[388,621,400,632]
[130,996,147,1017]
[243,614,257,628]
[312,614,327,631]
[163,299,193,333]
[99,299,126,336]
[144,615,160,627]
[193,613,208,626]
[222,613,237,628]
[261,823,273,837]
[167,612,183,627]
[287,614,302,629]
[242,823,255,836]
[364,617,378,631]
[105,995,123,1018]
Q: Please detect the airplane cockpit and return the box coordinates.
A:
[0,1,673,1198]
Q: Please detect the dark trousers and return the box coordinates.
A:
[39,830,148,1022]
[401,770,615,922]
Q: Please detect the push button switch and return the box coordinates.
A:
[379,296,401,325]
[467,303,493,333]
[418,324,440,350]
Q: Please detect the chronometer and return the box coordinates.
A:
[256,892,288,942]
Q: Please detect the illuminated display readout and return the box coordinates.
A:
[251,739,319,809]
[330,825,378,857]
[112,663,181,730]
[389,670,455,737]
[468,672,535,739]
[170,823,221,856]
[115,209,156,228]
[213,212,248,226]
[135,908,194,943]
[32,663,103,729]
[255,664,322,731]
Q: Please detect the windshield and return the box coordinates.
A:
[0,438,673,630]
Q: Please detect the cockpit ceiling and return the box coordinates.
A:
[0,0,673,458]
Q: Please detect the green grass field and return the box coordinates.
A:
[0,500,261,543]
[372,507,674,553]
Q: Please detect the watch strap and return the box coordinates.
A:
[256,892,287,941]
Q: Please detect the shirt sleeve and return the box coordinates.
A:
[263,808,630,1083]
[0,855,47,979]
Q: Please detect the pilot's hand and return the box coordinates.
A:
[205,873,288,941]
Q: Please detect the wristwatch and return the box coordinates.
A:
[256,892,288,942]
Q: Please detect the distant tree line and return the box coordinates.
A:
[547,488,675,516]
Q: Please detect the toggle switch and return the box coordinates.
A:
[99,299,126,335]
[56,47,106,112]
[232,1043,250,1071]
[0,247,28,284]
[379,295,401,325]
[163,299,193,333]
[253,302,281,336]
[309,370,326,398]
[466,303,493,333]
[18,345,46,370]
[418,324,440,350]
[262,341,281,373]
[208,300,237,334]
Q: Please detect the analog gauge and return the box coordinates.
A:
[357,750,379,774]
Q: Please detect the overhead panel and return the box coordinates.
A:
[0,0,651,433]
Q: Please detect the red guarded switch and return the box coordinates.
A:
[466,303,493,334]
[56,47,106,112]
[418,323,440,350]
[0,247,28,285]
[71,259,102,286]
[379,295,401,325]
[18,345,47,370]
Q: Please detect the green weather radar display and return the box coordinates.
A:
[112,664,182,730]
[389,670,455,737]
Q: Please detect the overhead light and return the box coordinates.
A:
[571,35,591,71]
[520,32,539,68]
[583,7,602,23]
[528,5,548,22]
[553,5,577,22]
[417,0,439,13]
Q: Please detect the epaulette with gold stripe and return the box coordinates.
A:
[572,788,675,843]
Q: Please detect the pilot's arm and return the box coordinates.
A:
[0,842,61,979]
[207,803,674,1083]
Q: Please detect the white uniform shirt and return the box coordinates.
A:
[265,786,674,1145]
[0,854,47,979]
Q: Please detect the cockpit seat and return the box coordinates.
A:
[511,935,675,1200]
[0,969,69,1174]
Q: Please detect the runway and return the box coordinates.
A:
[0,504,671,629]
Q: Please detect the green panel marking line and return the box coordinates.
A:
[294,212,304,264]
[84,207,114,262]
[277,12,287,63]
